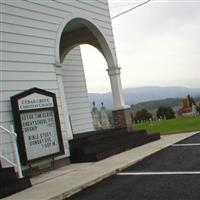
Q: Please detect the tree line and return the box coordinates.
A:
[133,95,200,123]
[134,106,176,123]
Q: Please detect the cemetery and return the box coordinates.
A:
[135,115,200,135]
[133,95,200,135]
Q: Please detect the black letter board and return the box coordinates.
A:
[10,88,64,165]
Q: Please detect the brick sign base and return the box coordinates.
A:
[112,108,133,132]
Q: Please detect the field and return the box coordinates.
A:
[134,116,200,135]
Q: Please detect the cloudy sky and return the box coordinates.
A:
[81,0,200,93]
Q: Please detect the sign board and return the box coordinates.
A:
[11,88,64,164]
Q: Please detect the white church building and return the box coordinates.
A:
[0,0,132,176]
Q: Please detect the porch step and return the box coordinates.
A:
[0,177,31,199]
[0,166,31,199]
[0,167,17,187]
[69,128,160,163]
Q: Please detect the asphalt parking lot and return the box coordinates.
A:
[67,132,200,200]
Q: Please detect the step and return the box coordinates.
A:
[69,129,147,152]
[0,177,32,199]
[69,129,127,156]
[82,131,147,155]
[0,167,17,187]
[73,128,122,140]
[87,134,160,162]
[69,129,135,161]
[70,128,135,148]
[86,130,147,147]
[88,134,150,159]
[147,133,161,142]
[83,128,131,142]
[70,132,160,162]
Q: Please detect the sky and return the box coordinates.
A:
[80,0,200,93]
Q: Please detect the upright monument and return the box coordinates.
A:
[182,96,192,113]
[100,102,110,129]
[91,102,102,130]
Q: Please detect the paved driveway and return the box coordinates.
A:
[67,132,200,200]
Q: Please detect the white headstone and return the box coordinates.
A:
[192,103,197,116]
[100,102,110,129]
[91,101,102,130]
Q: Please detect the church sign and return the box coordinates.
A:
[11,88,64,164]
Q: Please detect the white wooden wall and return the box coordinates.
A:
[62,48,94,134]
[0,0,117,166]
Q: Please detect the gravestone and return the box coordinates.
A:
[100,102,110,129]
[191,103,198,116]
[91,101,102,130]
[182,96,192,113]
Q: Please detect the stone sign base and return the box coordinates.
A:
[23,157,70,177]
[112,108,133,132]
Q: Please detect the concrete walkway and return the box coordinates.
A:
[4,132,198,200]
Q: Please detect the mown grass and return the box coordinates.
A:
[134,116,200,135]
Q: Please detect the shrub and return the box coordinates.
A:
[134,108,152,123]
[156,106,175,120]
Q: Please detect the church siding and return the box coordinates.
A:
[0,0,116,166]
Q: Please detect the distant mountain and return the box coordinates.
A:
[88,86,200,109]
[133,98,182,111]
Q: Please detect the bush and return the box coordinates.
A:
[134,108,152,123]
[197,103,200,114]
[156,106,175,120]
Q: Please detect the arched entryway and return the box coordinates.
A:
[54,14,131,138]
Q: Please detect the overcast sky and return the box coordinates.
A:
[81,0,200,93]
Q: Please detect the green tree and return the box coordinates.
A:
[134,108,152,123]
[197,102,200,114]
[187,94,195,107]
[156,106,175,120]
[187,95,200,114]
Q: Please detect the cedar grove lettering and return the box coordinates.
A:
[19,98,53,110]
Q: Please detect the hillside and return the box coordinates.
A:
[132,98,182,111]
[88,86,200,109]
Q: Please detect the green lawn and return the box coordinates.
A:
[134,116,200,135]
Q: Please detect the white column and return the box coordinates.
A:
[54,64,73,140]
[107,66,130,110]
